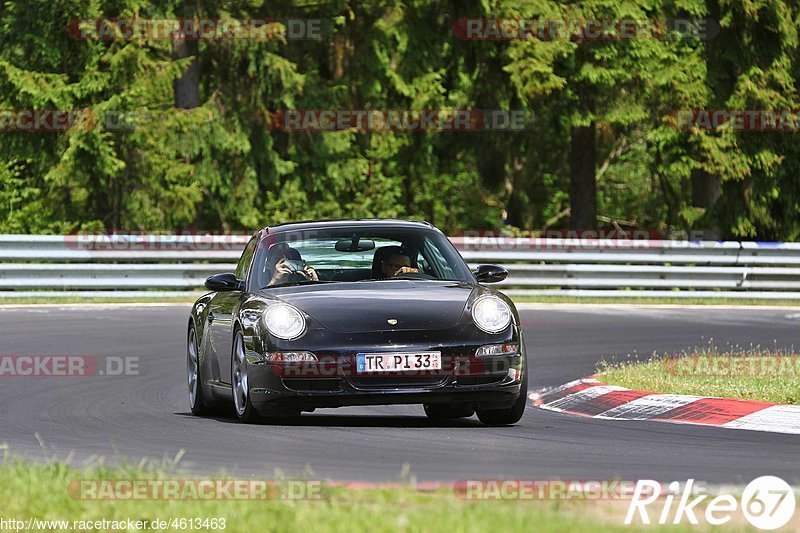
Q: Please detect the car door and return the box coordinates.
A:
[208,236,257,385]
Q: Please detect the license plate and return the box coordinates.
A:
[356,352,442,373]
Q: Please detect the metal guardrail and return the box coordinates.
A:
[1,235,800,299]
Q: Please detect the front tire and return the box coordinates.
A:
[231,330,262,423]
[476,371,528,426]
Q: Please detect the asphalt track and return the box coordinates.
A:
[1,304,799,483]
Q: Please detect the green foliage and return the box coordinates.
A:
[0,457,643,533]
[0,0,799,238]
[599,343,800,405]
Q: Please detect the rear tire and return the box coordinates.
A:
[476,371,528,426]
[423,403,475,419]
[187,324,213,416]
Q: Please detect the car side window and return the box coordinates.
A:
[235,237,258,282]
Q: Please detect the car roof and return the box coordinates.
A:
[261,218,436,235]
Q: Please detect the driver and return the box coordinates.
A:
[265,244,318,287]
[382,251,419,277]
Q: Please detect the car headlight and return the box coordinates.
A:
[471,296,512,334]
[263,303,306,340]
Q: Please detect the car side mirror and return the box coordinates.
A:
[205,272,244,292]
[473,264,508,283]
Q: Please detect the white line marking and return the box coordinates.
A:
[531,378,800,435]
[721,405,800,435]
[529,378,597,400]
[540,385,626,411]
[596,394,703,420]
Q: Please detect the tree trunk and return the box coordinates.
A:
[172,23,200,109]
[689,0,722,239]
[690,169,721,239]
[691,169,721,208]
[569,122,597,229]
[172,16,201,229]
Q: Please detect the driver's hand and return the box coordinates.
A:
[275,259,293,275]
[270,259,293,284]
[394,266,419,275]
[301,265,319,281]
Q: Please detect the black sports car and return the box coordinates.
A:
[187,219,528,425]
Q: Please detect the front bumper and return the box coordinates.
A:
[247,353,524,414]
[243,323,526,414]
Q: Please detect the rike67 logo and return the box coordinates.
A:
[626,476,796,530]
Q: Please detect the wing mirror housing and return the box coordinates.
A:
[205,272,244,292]
[473,264,508,284]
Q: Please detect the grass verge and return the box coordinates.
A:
[0,458,705,533]
[598,344,800,404]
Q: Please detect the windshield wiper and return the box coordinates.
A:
[263,280,337,289]
[359,276,431,281]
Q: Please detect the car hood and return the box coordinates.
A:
[265,281,476,333]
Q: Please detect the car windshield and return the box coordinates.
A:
[253,225,473,289]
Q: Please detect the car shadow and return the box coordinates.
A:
[174,411,488,428]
